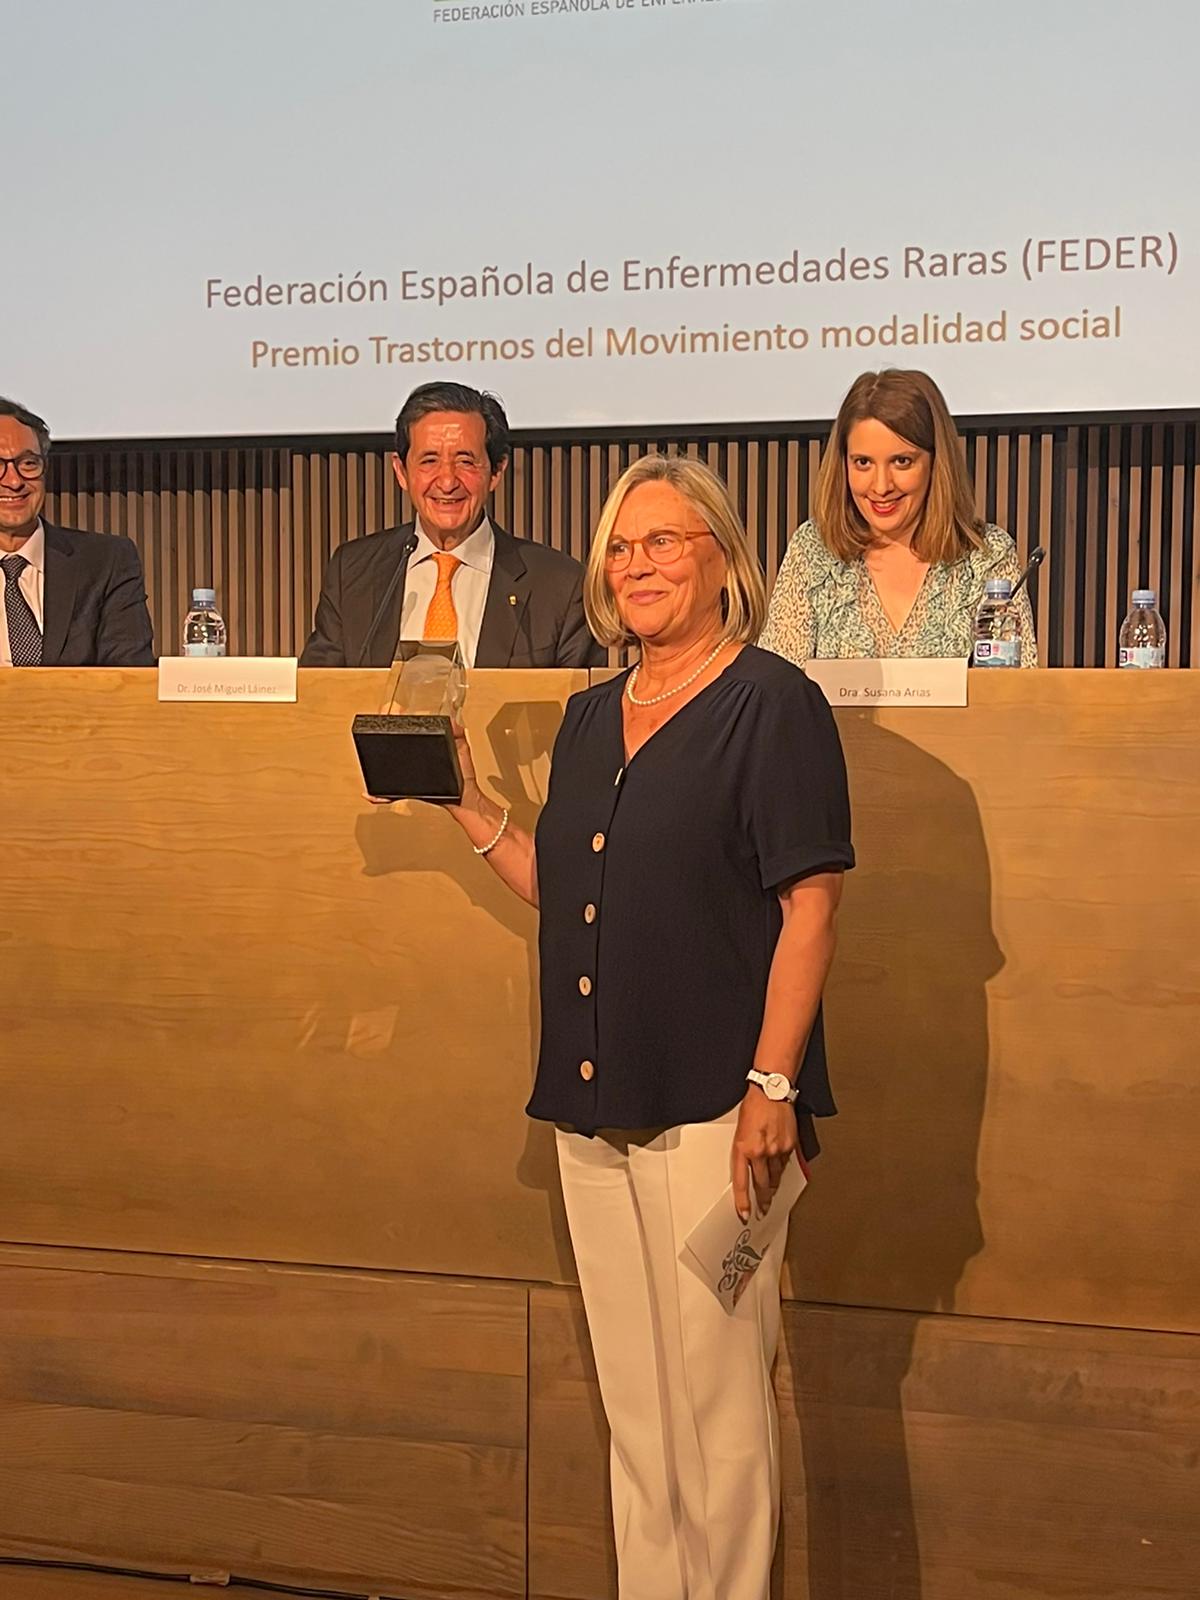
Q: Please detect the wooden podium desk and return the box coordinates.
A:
[0,668,1196,1600]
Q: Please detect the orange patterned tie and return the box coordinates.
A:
[423,551,461,641]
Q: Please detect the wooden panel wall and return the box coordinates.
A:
[0,669,578,1287]
[2,1255,1196,1600]
[528,1288,1200,1600]
[2,671,1198,1334]
[2,671,1198,1600]
[0,1248,527,1600]
[44,416,1200,667]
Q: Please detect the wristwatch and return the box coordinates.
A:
[746,1069,798,1104]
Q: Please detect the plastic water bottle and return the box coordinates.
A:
[182,587,227,657]
[1118,589,1166,668]
[972,577,1022,667]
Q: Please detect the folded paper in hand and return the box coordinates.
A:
[680,1155,808,1314]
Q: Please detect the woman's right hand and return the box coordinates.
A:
[392,716,539,907]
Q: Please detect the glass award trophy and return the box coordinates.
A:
[352,640,466,802]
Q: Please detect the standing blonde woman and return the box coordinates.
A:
[760,368,1037,666]
[440,454,854,1599]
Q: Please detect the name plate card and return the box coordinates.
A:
[158,657,298,703]
[805,657,968,708]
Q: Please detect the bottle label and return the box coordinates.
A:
[1118,646,1165,669]
[973,639,1020,667]
[183,643,226,658]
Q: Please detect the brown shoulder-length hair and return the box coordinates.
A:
[812,368,985,564]
[584,455,767,648]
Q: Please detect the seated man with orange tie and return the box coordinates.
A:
[0,397,155,667]
[299,382,603,668]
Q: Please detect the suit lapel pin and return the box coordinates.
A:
[508,594,517,606]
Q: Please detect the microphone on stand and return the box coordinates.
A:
[1011,545,1046,598]
[356,531,418,667]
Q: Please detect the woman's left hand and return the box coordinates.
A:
[731,1087,798,1223]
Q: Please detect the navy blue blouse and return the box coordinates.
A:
[526,646,854,1135]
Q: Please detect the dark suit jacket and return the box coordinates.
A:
[299,522,604,668]
[36,523,156,666]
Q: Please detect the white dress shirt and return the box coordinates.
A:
[0,519,46,668]
[398,517,494,668]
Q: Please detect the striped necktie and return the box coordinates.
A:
[1,553,42,666]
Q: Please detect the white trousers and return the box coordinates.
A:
[556,1111,787,1600]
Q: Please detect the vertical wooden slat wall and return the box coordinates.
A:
[46,418,1200,665]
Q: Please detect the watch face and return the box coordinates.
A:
[766,1073,790,1100]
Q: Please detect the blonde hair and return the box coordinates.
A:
[812,368,985,564]
[583,454,768,648]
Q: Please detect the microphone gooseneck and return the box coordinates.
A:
[355,531,418,667]
[1011,545,1046,599]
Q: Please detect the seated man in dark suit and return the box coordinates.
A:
[0,397,156,667]
[300,382,603,668]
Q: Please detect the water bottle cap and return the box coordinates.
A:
[192,587,217,605]
[1132,588,1156,605]
[984,578,1013,598]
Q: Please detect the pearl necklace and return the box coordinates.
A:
[626,642,726,707]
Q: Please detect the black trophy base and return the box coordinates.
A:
[353,714,464,803]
